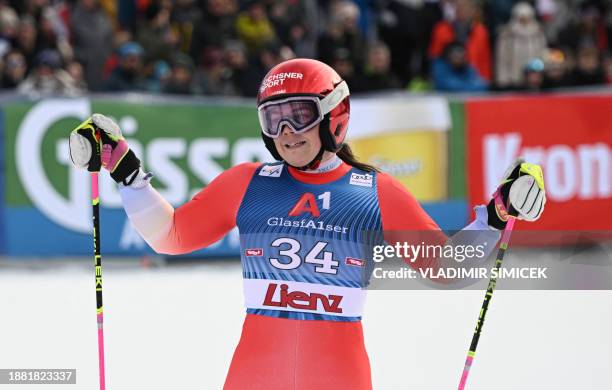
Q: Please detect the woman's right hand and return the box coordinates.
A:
[69,113,142,185]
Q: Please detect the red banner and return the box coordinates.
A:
[466,94,612,231]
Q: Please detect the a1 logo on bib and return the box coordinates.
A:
[288,191,331,217]
[349,172,373,187]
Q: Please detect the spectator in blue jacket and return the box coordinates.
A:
[105,41,145,91]
[432,41,488,92]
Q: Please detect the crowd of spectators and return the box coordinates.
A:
[1,0,612,98]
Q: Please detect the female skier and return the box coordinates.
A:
[68,58,545,389]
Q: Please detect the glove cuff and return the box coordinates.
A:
[118,168,153,189]
[110,149,141,185]
[487,198,508,230]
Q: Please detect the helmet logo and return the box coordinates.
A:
[260,72,304,93]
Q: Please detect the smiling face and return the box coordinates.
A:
[273,124,334,167]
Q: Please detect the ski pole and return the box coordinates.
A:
[458,216,516,390]
[91,170,106,390]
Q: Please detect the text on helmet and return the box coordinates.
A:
[260,72,304,93]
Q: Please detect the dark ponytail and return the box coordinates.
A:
[336,144,380,173]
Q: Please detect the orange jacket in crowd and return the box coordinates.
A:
[428,21,492,81]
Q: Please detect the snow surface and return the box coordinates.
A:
[1,257,610,390]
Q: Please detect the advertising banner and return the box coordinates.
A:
[4,98,269,256]
[348,97,450,202]
[349,131,447,201]
[466,95,612,231]
[1,95,456,257]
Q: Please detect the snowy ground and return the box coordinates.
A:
[1,255,611,390]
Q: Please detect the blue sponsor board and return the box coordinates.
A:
[3,201,468,257]
[422,200,469,232]
[4,207,239,257]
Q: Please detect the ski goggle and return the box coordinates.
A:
[257,80,349,138]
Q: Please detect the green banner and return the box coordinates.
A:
[5,97,268,235]
[448,101,466,199]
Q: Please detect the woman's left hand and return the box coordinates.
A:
[487,158,546,229]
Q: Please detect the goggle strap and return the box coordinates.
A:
[319,80,350,115]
